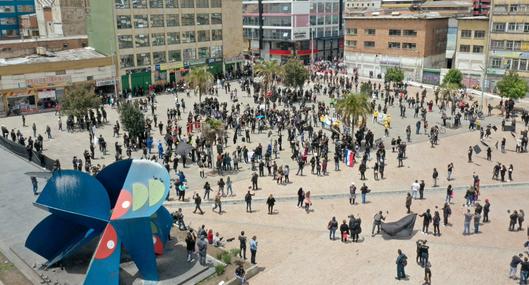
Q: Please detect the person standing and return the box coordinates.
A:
[483,199,491,222]
[445,185,453,204]
[361,183,370,204]
[251,172,258,190]
[297,187,305,208]
[185,231,197,262]
[411,180,419,200]
[520,257,529,284]
[238,231,247,259]
[396,249,408,280]
[328,217,338,240]
[419,209,432,234]
[509,164,514,181]
[30,176,38,195]
[464,209,473,235]
[197,235,208,266]
[249,236,258,264]
[510,253,523,279]
[474,210,481,233]
[193,193,204,214]
[212,191,222,214]
[226,176,233,196]
[519,209,525,231]
[442,203,451,226]
[245,190,254,213]
[433,211,441,236]
[349,215,362,242]
[468,146,473,162]
[405,193,412,213]
[510,210,519,231]
[340,220,349,242]
[349,183,357,205]
[266,194,276,214]
[447,162,454,181]
[432,168,439,187]
[372,211,385,236]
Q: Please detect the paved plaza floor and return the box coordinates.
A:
[1,78,528,284]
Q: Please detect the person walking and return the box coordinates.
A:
[266,194,276,214]
[30,176,38,195]
[304,191,312,213]
[405,193,412,213]
[226,176,234,196]
[372,211,385,236]
[432,210,441,236]
[238,231,247,259]
[193,193,204,214]
[245,190,254,213]
[464,209,473,235]
[197,235,208,266]
[212,191,222,214]
[328,217,338,240]
[249,236,258,264]
[396,249,408,280]
[509,253,523,279]
[442,203,451,226]
[432,168,439,187]
[445,185,453,204]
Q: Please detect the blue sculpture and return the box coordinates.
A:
[25,159,173,284]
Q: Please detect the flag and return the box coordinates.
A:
[344,149,355,167]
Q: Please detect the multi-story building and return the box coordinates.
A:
[344,14,448,84]
[486,1,529,92]
[0,0,36,40]
[35,0,90,38]
[242,0,344,63]
[87,0,244,92]
[345,0,381,12]
[454,16,489,89]
[0,35,88,58]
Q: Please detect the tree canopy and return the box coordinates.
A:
[60,83,101,117]
[118,101,145,139]
[385,67,404,83]
[186,67,213,102]
[335,92,372,136]
[202,117,225,144]
[283,58,309,89]
[254,60,283,91]
[442,69,463,88]
[496,71,529,100]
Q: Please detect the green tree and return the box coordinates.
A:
[360,82,372,95]
[335,93,372,138]
[385,67,404,83]
[202,117,225,145]
[496,71,529,100]
[254,60,283,91]
[60,83,101,117]
[118,101,145,139]
[186,67,214,103]
[283,58,309,89]
[442,69,463,88]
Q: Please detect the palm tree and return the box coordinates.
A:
[253,61,283,92]
[335,92,372,138]
[202,118,225,145]
[186,67,214,103]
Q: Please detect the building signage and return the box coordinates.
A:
[380,59,400,66]
[225,55,245,64]
[26,75,72,87]
[159,62,183,71]
[294,32,307,39]
[96,79,116,87]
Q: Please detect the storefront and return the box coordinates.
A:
[422,68,441,86]
[95,78,116,96]
[158,62,184,84]
[2,89,37,116]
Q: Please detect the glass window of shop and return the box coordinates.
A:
[120,54,135,68]
[183,48,196,61]
[198,47,209,59]
[7,94,36,115]
[37,90,58,110]
[136,53,151,66]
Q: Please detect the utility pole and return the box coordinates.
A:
[481,0,495,111]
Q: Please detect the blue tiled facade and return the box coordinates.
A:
[0,0,36,40]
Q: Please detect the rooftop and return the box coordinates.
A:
[345,13,449,19]
[0,47,106,67]
[457,16,489,20]
[420,0,472,8]
[0,35,87,45]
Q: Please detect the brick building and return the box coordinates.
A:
[344,14,448,84]
[0,35,88,58]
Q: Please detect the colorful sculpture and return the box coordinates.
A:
[25,159,173,284]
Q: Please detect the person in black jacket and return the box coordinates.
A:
[297,188,305,208]
[483,199,491,222]
[266,194,276,214]
[349,215,362,242]
[433,210,441,236]
[339,220,349,242]
[419,209,432,234]
[442,203,451,226]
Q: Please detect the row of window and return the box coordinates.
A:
[346,28,417,37]
[243,26,340,40]
[491,40,529,51]
[494,4,529,13]
[0,5,34,13]
[117,30,222,49]
[458,44,484,53]
[460,29,486,38]
[491,57,529,71]
[117,13,221,29]
[346,40,417,50]
[119,46,222,68]
[243,2,341,15]
[492,22,529,33]
[115,0,221,9]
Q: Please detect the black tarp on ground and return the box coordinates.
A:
[381,214,417,238]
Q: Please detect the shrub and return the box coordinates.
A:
[229,248,241,257]
[215,264,225,276]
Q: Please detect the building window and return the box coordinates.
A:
[403,30,417,36]
[512,58,519,70]
[150,15,164,27]
[388,42,400,49]
[0,6,15,13]
[460,30,472,38]
[153,51,166,64]
[403,42,416,49]
[181,14,195,26]
[117,16,132,29]
[212,29,222,41]
[168,50,181,62]
[196,14,209,25]
[151,33,165,46]
[510,4,519,12]
[181,0,194,8]
[493,22,505,32]
[166,15,179,27]
[133,0,147,8]
[459,45,470,52]
[211,46,222,57]
[198,47,209,59]
[525,23,529,33]
[364,41,375,48]
[182,31,195,43]
[136,53,151,66]
[167,32,180,45]
[346,40,357,48]
[135,34,150,47]
[506,40,514,50]
[183,48,196,61]
[211,0,221,8]
[472,45,483,53]
[149,0,163,8]
[491,57,501,68]
[514,41,522,50]
[519,59,528,71]
[365,29,376,35]
[17,5,34,12]
[491,40,504,49]
[196,0,209,8]
[347,28,357,36]
[165,0,178,8]
[118,35,133,49]
[120,54,134,68]
[0,18,16,25]
[197,30,210,42]
[474,30,485,38]
[115,0,130,9]
[211,13,222,25]
[389,29,401,36]
[134,15,149,29]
